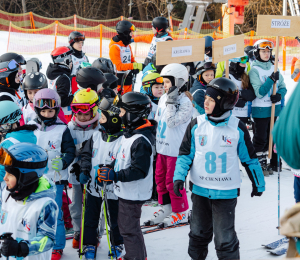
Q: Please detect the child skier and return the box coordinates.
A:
[227,56,256,124]
[190,61,215,117]
[173,77,265,260]
[29,88,76,260]
[79,97,124,259]
[132,16,172,66]
[20,72,67,125]
[67,88,100,249]
[141,70,164,119]
[98,92,156,260]
[47,46,74,122]
[146,63,193,227]
[109,20,144,94]
[0,100,37,182]
[0,142,58,260]
[101,73,119,99]
[249,39,287,176]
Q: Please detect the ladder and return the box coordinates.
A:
[288,0,300,16]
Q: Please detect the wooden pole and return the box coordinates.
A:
[282,36,286,72]
[250,30,254,46]
[54,21,58,49]
[225,59,229,78]
[7,21,11,52]
[74,14,77,30]
[100,24,103,57]
[268,36,280,159]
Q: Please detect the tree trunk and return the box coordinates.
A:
[106,0,113,19]
[136,0,147,20]
[21,0,27,13]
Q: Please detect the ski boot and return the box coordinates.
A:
[144,204,172,226]
[159,210,188,228]
[257,152,269,177]
[72,232,80,249]
[83,245,96,260]
[266,164,274,175]
[51,250,63,260]
[108,244,124,259]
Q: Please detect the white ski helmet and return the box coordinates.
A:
[253,39,274,61]
[160,63,188,89]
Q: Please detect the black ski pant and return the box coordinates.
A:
[188,193,240,260]
[253,117,280,167]
[118,198,147,260]
[83,192,123,246]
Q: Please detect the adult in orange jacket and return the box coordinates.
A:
[109,20,143,94]
[133,17,173,66]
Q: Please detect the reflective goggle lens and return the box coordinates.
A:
[71,103,95,114]
[8,60,19,70]
[240,56,249,64]
[113,95,120,106]
[0,148,13,166]
[258,41,274,49]
[130,25,136,32]
[74,36,85,42]
[155,77,164,84]
[37,99,57,109]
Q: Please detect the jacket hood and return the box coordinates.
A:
[46,63,71,80]
[124,119,157,145]
[69,118,98,132]
[251,60,273,70]
[26,177,56,202]
[109,38,126,48]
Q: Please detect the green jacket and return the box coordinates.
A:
[215,61,251,78]
[248,60,287,118]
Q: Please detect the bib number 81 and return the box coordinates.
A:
[205,152,227,174]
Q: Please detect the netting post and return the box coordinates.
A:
[30,12,36,30]
[218,19,221,31]
[169,16,173,32]
[74,14,77,30]
[283,36,286,72]
[54,21,58,49]
[7,21,11,52]
[121,16,124,21]
[184,27,187,39]
[100,24,103,57]
[213,31,216,40]
[250,30,254,46]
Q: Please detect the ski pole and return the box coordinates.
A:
[79,184,87,259]
[102,182,118,260]
[278,153,280,235]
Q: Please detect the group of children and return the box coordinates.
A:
[0,15,289,260]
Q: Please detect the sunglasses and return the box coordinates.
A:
[0,60,19,74]
[142,76,164,86]
[71,103,96,114]
[229,56,249,64]
[36,99,58,109]
[257,41,274,50]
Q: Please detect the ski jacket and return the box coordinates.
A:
[67,119,100,185]
[155,93,193,157]
[46,63,73,115]
[0,125,37,182]
[113,120,156,202]
[174,113,265,199]
[0,177,58,260]
[216,61,251,78]
[0,85,23,108]
[190,80,207,116]
[21,102,67,126]
[29,119,75,184]
[249,60,287,118]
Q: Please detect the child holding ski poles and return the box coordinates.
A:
[28,88,76,260]
[173,77,265,260]
[67,88,100,249]
[97,92,156,260]
[79,97,124,260]
[0,142,58,260]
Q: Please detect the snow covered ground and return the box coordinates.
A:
[0,30,298,259]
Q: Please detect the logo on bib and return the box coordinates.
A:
[199,135,207,146]
[0,210,8,224]
[109,151,116,160]
[221,135,232,147]
[92,148,98,158]
[48,141,57,150]
[22,218,31,232]
[122,149,126,159]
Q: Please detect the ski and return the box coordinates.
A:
[267,245,288,256]
[140,224,157,230]
[262,237,289,250]
[142,223,189,235]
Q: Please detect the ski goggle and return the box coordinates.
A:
[36,99,58,109]
[54,54,72,66]
[71,103,96,114]
[0,59,19,74]
[15,55,26,65]
[113,94,122,107]
[0,147,13,166]
[99,98,120,114]
[130,24,136,32]
[142,76,164,86]
[257,41,274,50]
[74,35,85,42]
[229,56,249,64]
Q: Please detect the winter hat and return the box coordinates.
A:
[205,86,224,116]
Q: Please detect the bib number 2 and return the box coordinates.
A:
[157,120,167,139]
[205,152,227,174]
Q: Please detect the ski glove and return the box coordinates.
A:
[251,186,263,197]
[270,93,281,103]
[70,163,81,182]
[79,171,90,184]
[51,157,64,172]
[174,180,184,197]
[133,62,144,72]
[0,239,29,258]
[97,166,117,183]
[269,71,280,83]
[166,86,180,105]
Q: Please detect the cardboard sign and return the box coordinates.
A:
[212,34,245,63]
[257,15,300,36]
[156,38,205,65]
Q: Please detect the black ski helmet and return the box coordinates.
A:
[207,77,239,112]
[196,61,216,84]
[92,58,115,74]
[0,53,26,65]
[68,31,85,46]
[244,45,255,62]
[76,67,107,91]
[116,20,134,35]
[103,73,118,89]
[152,17,169,32]
[23,72,48,99]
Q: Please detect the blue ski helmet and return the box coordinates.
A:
[0,101,22,134]
[0,143,48,188]
[203,35,214,48]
